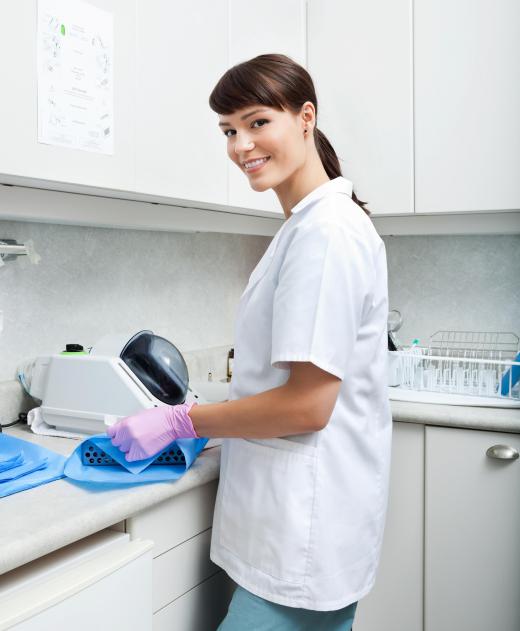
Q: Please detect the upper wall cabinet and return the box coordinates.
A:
[0,0,136,191]
[2,0,517,234]
[226,0,307,215]
[414,0,520,214]
[134,0,228,206]
[307,0,414,216]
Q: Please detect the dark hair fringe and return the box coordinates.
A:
[209,53,370,216]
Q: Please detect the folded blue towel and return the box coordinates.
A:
[0,451,25,473]
[0,457,49,482]
[64,434,208,485]
[0,435,66,498]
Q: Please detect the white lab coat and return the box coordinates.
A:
[210,177,392,611]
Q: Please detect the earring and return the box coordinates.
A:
[304,128,308,134]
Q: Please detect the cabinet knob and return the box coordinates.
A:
[486,444,519,460]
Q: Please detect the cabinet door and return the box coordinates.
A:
[153,571,235,631]
[227,0,306,214]
[354,422,424,631]
[135,0,228,206]
[414,0,520,213]
[0,0,136,191]
[152,529,219,613]
[307,0,414,215]
[0,532,153,631]
[425,426,520,631]
[126,480,218,557]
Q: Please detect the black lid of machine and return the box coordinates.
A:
[120,330,189,406]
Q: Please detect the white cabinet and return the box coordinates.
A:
[0,0,136,191]
[309,0,520,219]
[126,480,236,630]
[414,0,520,214]
[135,0,228,206]
[354,422,424,631]
[2,1,517,233]
[0,530,153,631]
[153,570,235,631]
[425,426,520,631]
[152,529,217,613]
[356,422,520,631]
[135,0,306,213]
[227,0,307,214]
[307,0,414,216]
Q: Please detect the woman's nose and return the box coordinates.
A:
[234,133,254,154]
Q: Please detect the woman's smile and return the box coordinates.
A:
[243,156,271,173]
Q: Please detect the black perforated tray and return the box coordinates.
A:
[81,441,186,466]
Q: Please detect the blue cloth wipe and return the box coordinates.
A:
[0,457,49,482]
[0,451,25,472]
[64,434,209,484]
[0,434,66,498]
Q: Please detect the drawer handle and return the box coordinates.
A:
[486,444,519,460]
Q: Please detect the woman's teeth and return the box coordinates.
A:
[244,157,269,169]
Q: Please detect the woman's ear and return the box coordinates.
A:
[300,101,316,134]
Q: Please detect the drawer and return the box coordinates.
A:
[126,480,219,557]
[0,531,153,631]
[153,528,219,613]
[153,571,236,631]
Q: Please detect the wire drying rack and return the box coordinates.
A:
[389,331,520,403]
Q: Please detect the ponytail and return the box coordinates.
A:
[314,128,370,216]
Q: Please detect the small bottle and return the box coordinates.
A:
[227,348,234,382]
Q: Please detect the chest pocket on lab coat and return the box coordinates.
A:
[219,437,317,583]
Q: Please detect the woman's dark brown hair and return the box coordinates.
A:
[209,53,370,216]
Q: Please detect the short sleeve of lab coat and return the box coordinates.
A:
[271,221,374,380]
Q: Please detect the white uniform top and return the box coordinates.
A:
[210,176,392,611]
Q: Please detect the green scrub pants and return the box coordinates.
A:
[217,585,358,631]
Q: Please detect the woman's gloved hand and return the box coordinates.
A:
[107,402,199,462]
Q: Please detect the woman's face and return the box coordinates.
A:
[218,104,312,192]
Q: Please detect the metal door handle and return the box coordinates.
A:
[486,444,519,460]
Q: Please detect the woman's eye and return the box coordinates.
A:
[223,119,269,138]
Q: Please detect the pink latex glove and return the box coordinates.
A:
[107,402,199,462]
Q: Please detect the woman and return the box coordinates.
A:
[108,54,392,630]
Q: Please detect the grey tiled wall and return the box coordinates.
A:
[0,220,270,382]
[1,222,518,386]
[382,234,520,348]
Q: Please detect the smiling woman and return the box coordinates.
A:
[106,52,392,631]
[209,53,369,218]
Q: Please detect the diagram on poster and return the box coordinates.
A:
[37,0,114,154]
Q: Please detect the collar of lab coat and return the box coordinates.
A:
[289,176,353,216]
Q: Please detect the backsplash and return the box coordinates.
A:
[382,234,520,348]
[0,220,270,383]
[1,221,519,388]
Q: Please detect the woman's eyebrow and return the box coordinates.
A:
[218,108,270,127]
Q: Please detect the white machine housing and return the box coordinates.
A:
[23,331,218,435]
[28,353,203,435]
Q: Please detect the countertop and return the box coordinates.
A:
[0,426,221,576]
[389,398,520,433]
[0,400,518,576]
